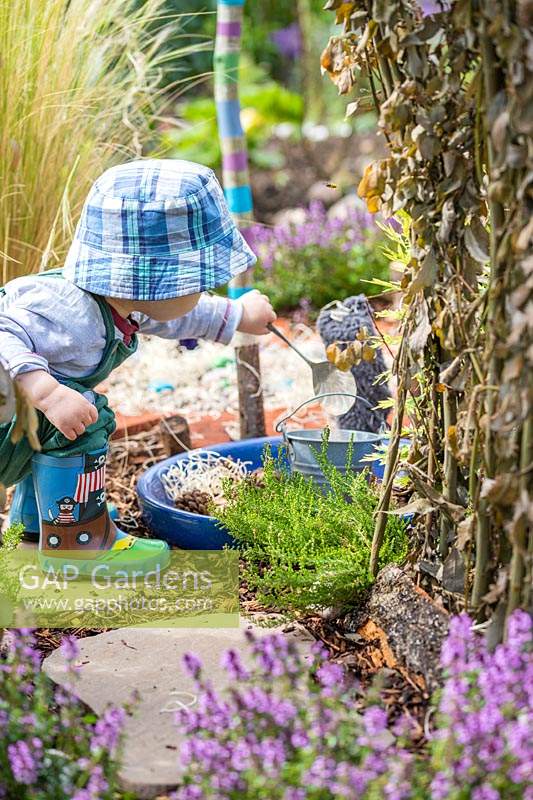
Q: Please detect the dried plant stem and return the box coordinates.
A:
[471,19,508,611]
[370,372,407,576]
[439,390,458,559]
[506,410,532,617]
[424,372,439,545]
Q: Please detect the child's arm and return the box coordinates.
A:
[0,280,101,440]
[15,370,98,441]
[137,291,275,342]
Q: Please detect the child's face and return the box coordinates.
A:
[133,293,201,322]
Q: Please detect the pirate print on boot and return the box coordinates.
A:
[52,497,77,526]
[32,447,169,575]
[40,452,110,555]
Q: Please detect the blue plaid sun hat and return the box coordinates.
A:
[63,159,256,300]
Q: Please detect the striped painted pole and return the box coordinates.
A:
[215,0,266,438]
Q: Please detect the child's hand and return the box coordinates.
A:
[237,290,276,335]
[16,371,98,441]
[40,384,99,441]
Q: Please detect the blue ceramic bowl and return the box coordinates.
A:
[137,436,283,549]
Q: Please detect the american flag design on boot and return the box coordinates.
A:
[74,463,106,504]
[73,452,108,524]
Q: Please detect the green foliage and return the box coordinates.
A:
[249,202,389,312]
[215,440,408,614]
[255,241,390,312]
[0,522,24,551]
[0,523,24,615]
[242,0,326,82]
[134,0,217,90]
[164,60,303,170]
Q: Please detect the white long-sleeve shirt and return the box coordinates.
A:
[0,274,242,380]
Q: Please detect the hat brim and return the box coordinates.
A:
[63,228,256,300]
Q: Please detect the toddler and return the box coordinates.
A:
[0,159,275,572]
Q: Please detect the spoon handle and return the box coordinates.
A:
[267,322,315,367]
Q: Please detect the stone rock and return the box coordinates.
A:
[43,620,314,799]
[317,295,391,433]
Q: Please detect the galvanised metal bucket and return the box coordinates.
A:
[276,393,386,490]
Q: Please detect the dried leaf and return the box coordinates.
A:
[11,385,41,452]
[357,160,386,213]
[456,517,474,550]
[482,570,508,604]
[440,355,468,391]
[407,252,438,296]
[409,471,466,523]
[442,548,465,594]
[417,133,441,160]
[437,198,456,244]
[387,496,436,516]
[464,218,490,263]
[361,344,375,362]
[480,475,518,507]
[410,300,432,354]
[345,100,360,117]
[355,19,377,53]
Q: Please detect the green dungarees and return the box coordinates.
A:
[0,270,138,487]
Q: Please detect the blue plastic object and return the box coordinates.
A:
[148,380,175,394]
[137,437,283,550]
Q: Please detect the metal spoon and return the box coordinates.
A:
[267,322,357,414]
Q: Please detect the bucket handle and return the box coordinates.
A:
[275,392,374,434]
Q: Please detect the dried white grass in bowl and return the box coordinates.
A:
[161,451,252,509]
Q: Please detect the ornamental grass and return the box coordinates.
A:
[0,0,198,284]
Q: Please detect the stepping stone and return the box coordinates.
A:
[43,619,314,799]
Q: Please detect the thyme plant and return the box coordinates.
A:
[215,443,407,614]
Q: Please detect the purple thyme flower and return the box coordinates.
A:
[363,705,388,736]
[7,739,43,785]
[220,649,250,681]
[172,613,532,799]
[316,660,344,690]
[60,634,80,662]
[90,706,125,754]
[182,652,203,680]
[472,784,500,800]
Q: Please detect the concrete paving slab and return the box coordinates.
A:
[43,618,314,799]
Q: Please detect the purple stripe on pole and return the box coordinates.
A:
[217,20,241,36]
[222,151,248,171]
